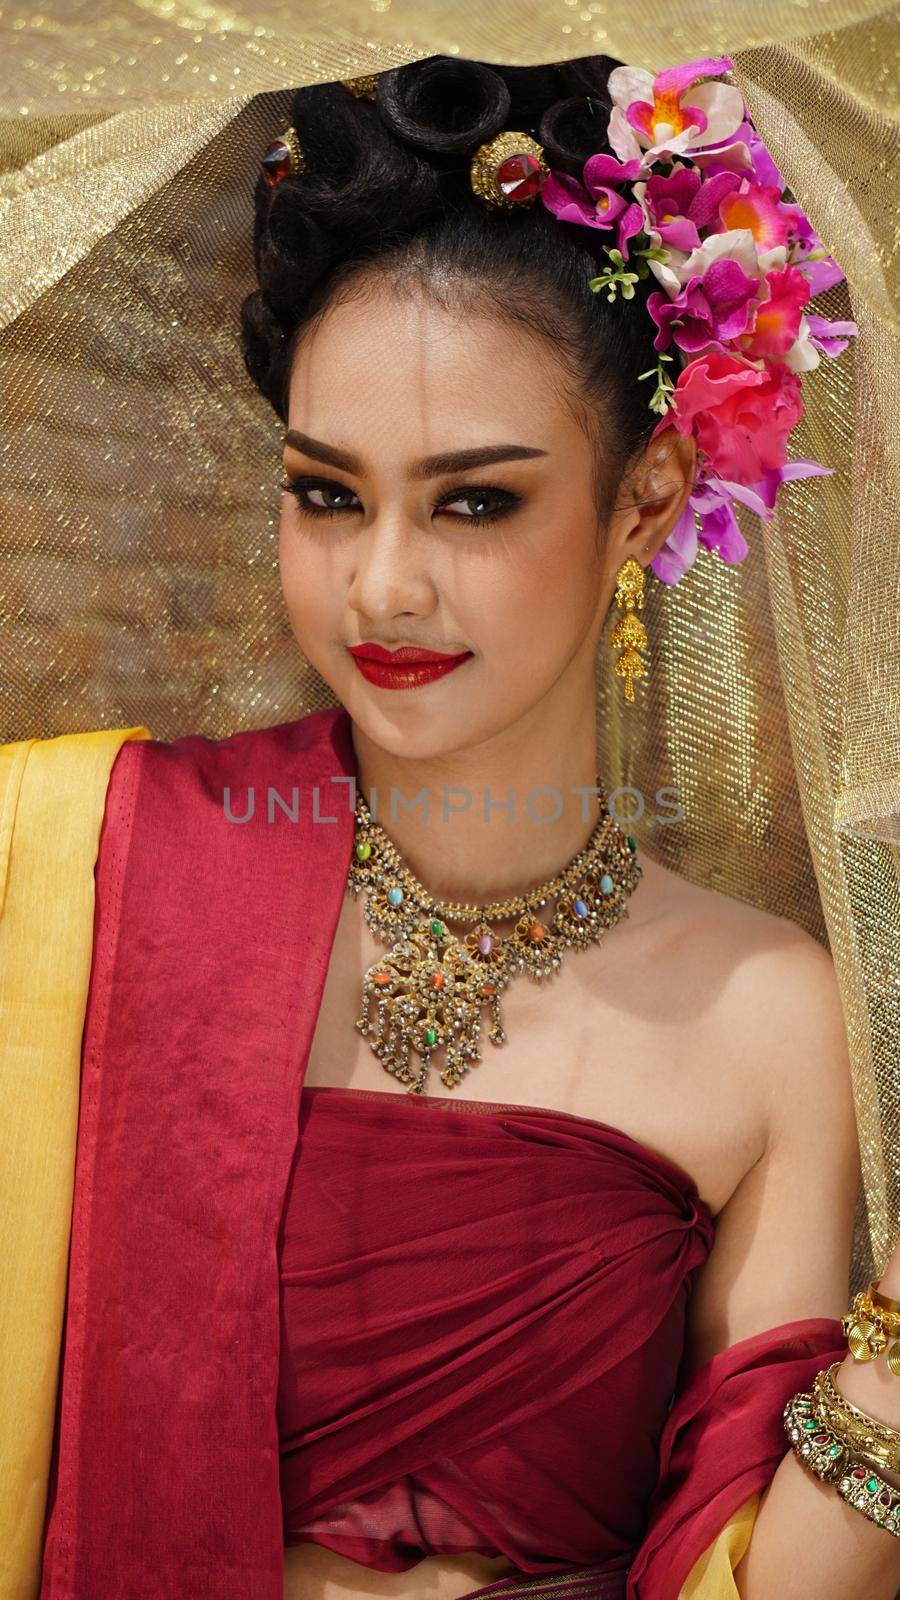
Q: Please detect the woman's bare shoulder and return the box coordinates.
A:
[643,853,853,1144]
[636,852,849,1120]
[638,851,832,976]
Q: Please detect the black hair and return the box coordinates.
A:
[240,54,661,516]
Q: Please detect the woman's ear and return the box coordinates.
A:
[606,429,697,570]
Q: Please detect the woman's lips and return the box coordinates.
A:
[347,643,473,691]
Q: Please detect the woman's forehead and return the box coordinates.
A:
[287,286,577,448]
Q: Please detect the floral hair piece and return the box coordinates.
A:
[482,58,858,586]
[262,62,856,587]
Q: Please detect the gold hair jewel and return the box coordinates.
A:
[610,558,649,703]
[260,127,304,187]
[348,783,641,1094]
[469,130,550,211]
[341,74,380,100]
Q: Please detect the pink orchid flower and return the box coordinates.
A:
[647,259,760,353]
[715,178,792,252]
[541,154,645,258]
[648,225,787,297]
[607,57,745,165]
[737,265,811,359]
[639,165,741,253]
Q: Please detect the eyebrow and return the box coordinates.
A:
[283,429,547,480]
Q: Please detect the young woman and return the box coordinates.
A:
[5,51,899,1600]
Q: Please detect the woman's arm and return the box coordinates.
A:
[680,930,900,1600]
[734,1260,900,1600]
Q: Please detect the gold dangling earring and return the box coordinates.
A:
[610,558,648,703]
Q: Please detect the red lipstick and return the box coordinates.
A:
[347,642,473,691]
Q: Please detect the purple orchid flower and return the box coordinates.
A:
[799,256,847,296]
[805,314,858,357]
[641,166,741,252]
[652,480,748,584]
[723,120,784,187]
[541,154,645,259]
[761,196,850,297]
[737,460,834,513]
[651,461,833,585]
[647,260,760,353]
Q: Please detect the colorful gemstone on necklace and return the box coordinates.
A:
[387,886,404,906]
[424,1027,437,1047]
[478,933,493,955]
[600,874,614,894]
[573,897,588,918]
[626,835,637,852]
[528,921,546,941]
[355,839,372,860]
[431,919,445,939]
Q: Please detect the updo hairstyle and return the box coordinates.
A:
[240,54,661,515]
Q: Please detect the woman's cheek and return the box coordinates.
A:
[279,519,330,650]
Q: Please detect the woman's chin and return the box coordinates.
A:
[339,679,494,764]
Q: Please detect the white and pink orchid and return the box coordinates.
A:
[607,57,745,165]
[643,224,787,295]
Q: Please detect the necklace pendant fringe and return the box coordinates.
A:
[348,790,641,1095]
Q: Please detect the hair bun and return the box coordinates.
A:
[538,93,615,176]
[376,57,511,153]
[256,184,334,315]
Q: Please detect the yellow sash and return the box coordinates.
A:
[0,723,756,1599]
[680,1490,760,1597]
[0,728,149,1600]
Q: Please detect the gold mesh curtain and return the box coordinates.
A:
[0,2,897,1278]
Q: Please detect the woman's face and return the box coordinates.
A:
[280,278,645,763]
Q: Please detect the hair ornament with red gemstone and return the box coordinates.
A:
[469,130,550,211]
[259,127,304,187]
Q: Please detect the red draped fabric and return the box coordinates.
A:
[624,1317,846,1598]
[35,705,846,1600]
[278,1084,713,1575]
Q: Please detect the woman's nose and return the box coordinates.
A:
[345,517,436,622]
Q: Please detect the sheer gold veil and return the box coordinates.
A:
[1,2,897,1283]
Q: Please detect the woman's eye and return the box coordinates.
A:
[436,487,520,524]
[280,476,521,527]
[280,477,360,516]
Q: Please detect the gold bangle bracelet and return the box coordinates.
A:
[783,1388,850,1482]
[870,1279,900,1318]
[812,1362,900,1478]
[784,1387,900,1537]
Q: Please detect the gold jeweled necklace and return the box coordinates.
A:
[348,782,642,1095]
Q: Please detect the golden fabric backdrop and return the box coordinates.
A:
[0,2,897,1280]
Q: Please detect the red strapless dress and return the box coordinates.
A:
[277,1085,715,1578]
